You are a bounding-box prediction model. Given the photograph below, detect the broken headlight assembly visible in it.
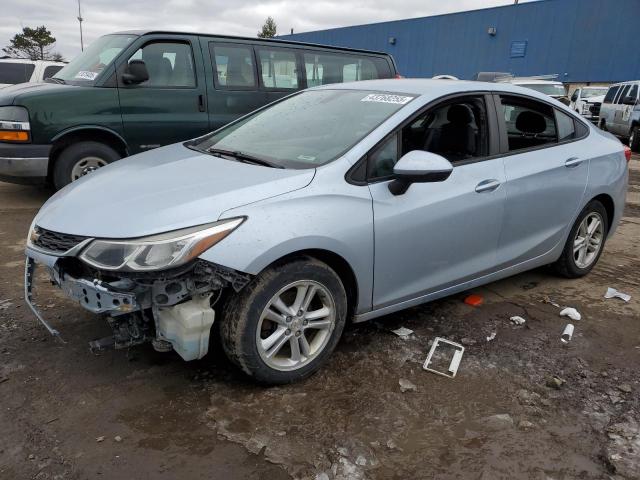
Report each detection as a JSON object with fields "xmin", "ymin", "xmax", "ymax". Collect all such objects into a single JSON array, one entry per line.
[{"xmin": 78, "ymin": 218, "xmax": 244, "ymax": 272}]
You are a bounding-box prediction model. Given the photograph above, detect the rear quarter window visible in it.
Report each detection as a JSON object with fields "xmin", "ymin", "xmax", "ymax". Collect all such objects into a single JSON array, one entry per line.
[
  {"xmin": 303, "ymin": 53, "xmax": 392, "ymax": 87},
  {"xmin": 0, "ymin": 63, "xmax": 36, "ymax": 84}
]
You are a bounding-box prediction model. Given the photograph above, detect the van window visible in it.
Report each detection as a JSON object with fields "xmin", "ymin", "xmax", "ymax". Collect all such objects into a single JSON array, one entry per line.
[
  {"xmin": 43, "ymin": 65, "xmax": 64, "ymax": 80},
  {"xmin": 211, "ymin": 44, "xmax": 256, "ymax": 89},
  {"xmin": 603, "ymin": 86, "xmax": 620, "ymax": 104},
  {"xmin": 304, "ymin": 53, "xmax": 389, "ymax": 86},
  {"xmin": 615, "ymin": 85, "xmax": 630, "ymax": 104},
  {"xmin": 128, "ymin": 42, "xmax": 196, "ymax": 88},
  {"xmin": 556, "ymin": 110, "xmax": 575, "ymax": 141},
  {"xmin": 499, "ymin": 96, "xmax": 557, "ymax": 151},
  {"xmin": 0, "ymin": 63, "xmax": 35, "ymax": 84},
  {"xmin": 628, "ymin": 84, "xmax": 639, "ymax": 101},
  {"xmin": 258, "ymin": 49, "xmax": 298, "ymax": 89}
]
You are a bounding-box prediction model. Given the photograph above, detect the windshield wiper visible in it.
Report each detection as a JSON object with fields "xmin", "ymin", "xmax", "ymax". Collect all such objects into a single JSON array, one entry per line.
[
  {"xmin": 207, "ymin": 147, "xmax": 284, "ymax": 169},
  {"xmin": 45, "ymin": 77, "xmax": 66, "ymax": 85}
]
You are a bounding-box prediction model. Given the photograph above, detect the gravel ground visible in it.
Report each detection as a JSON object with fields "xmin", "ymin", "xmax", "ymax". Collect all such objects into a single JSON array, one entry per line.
[{"xmin": 0, "ymin": 156, "xmax": 638, "ymax": 480}]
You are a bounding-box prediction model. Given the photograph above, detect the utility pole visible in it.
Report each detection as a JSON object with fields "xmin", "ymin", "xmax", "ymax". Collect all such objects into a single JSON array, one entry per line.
[{"xmin": 77, "ymin": 0, "xmax": 84, "ymax": 51}]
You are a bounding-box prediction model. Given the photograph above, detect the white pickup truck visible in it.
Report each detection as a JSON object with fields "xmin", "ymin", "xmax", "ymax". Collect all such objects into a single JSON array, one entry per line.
[
  {"xmin": 0, "ymin": 59, "xmax": 66, "ymax": 88},
  {"xmin": 569, "ymin": 86, "xmax": 608, "ymax": 123}
]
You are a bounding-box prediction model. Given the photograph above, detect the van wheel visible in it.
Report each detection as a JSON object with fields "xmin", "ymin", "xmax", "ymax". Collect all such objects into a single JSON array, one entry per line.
[
  {"xmin": 553, "ymin": 200, "xmax": 608, "ymax": 278},
  {"xmin": 220, "ymin": 257, "xmax": 347, "ymax": 385},
  {"xmin": 630, "ymin": 126, "xmax": 640, "ymax": 153},
  {"xmin": 599, "ymin": 120, "xmax": 607, "ymax": 131},
  {"xmin": 53, "ymin": 141, "xmax": 120, "ymax": 190}
]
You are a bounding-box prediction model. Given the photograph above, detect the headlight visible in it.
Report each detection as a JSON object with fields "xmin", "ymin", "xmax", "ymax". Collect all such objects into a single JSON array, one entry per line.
[
  {"xmin": 79, "ymin": 218, "xmax": 244, "ymax": 271},
  {"xmin": 582, "ymin": 103, "xmax": 591, "ymax": 114},
  {"xmin": 0, "ymin": 106, "xmax": 30, "ymax": 142}
]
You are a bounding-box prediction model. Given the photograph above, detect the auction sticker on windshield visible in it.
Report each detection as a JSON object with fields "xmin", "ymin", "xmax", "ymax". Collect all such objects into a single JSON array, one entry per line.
[
  {"xmin": 361, "ymin": 94, "xmax": 414, "ymax": 105},
  {"xmin": 74, "ymin": 71, "xmax": 99, "ymax": 80}
]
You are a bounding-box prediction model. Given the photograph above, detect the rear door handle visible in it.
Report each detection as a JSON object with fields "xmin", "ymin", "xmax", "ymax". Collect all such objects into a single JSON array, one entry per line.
[
  {"xmin": 198, "ymin": 94, "xmax": 206, "ymax": 112},
  {"xmin": 475, "ymin": 179, "xmax": 501, "ymax": 193},
  {"xmin": 565, "ymin": 157, "xmax": 584, "ymax": 168}
]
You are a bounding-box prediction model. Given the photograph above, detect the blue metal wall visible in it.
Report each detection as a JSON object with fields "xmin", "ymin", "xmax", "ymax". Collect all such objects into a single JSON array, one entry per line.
[{"xmin": 280, "ymin": 0, "xmax": 640, "ymax": 83}]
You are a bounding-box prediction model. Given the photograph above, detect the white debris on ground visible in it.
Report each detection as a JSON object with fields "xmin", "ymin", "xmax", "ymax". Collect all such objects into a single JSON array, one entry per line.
[
  {"xmin": 510, "ymin": 316, "xmax": 526, "ymax": 326},
  {"xmin": 560, "ymin": 307, "xmax": 581, "ymax": 321},
  {"xmin": 391, "ymin": 327, "xmax": 414, "ymax": 338},
  {"xmin": 0, "ymin": 299, "xmax": 12, "ymax": 310},
  {"xmin": 486, "ymin": 332, "xmax": 496, "ymax": 342},
  {"xmin": 398, "ymin": 378, "xmax": 417, "ymax": 392},
  {"xmin": 561, "ymin": 324, "xmax": 574, "ymax": 344},
  {"xmin": 604, "ymin": 287, "xmax": 631, "ymax": 302}
]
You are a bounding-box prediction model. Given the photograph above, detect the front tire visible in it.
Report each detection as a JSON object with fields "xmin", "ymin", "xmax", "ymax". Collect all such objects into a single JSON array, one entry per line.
[
  {"xmin": 629, "ymin": 125, "xmax": 640, "ymax": 153},
  {"xmin": 53, "ymin": 141, "xmax": 120, "ymax": 190},
  {"xmin": 553, "ymin": 200, "xmax": 608, "ymax": 278},
  {"xmin": 220, "ymin": 258, "xmax": 347, "ymax": 384}
]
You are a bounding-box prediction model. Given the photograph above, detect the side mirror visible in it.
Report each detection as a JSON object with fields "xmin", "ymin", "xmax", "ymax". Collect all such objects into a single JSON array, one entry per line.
[
  {"xmin": 622, "ymin": 95, "xmax": 637, "ymax": 106},
  {"xmin": 388, "ymin": 150, "xmax": 453, "ymax": 196},
  {"xmin": 122, "ymin": 60, "xmax": 149, "ymax": 85},
  {"xmin": 570, "ymin": 92, "xmax": 579, "ymax": 102}
]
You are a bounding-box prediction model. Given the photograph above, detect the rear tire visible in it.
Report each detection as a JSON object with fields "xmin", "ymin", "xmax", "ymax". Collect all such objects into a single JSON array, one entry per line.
[
  {"xmin": 553, "ymin": 200, "xmax": 608, "ymax": 278},
  {"xmin": 52, "ymin": 141, "xmax": 120, "ymax": 190},
  {"xmin": 629, "ymin": 125, "xmax": 640, "ymax": 153},
  {"xmin": 599, "ymin": 120, "xmax": 607, "ymax": 131},
  {"xmin": 220, "ymin": 257, "xmax": 347, "ymax": 385}
]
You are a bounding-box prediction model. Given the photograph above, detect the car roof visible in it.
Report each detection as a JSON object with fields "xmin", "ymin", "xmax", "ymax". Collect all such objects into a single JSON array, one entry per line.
[
  {"xmin": 111, "ymin": 30, "xmax": 392, "ymax": 56},
  {"xmin": 0, "ymin": 59, "xmax": 65, "ymax": 65},
  {"xmin": 312, "ymin": 78, "xmax": 562, "ymax": 103},
  {"xmin": 609, "ymin": 80, "xmax": 640, "ymax": 87}
]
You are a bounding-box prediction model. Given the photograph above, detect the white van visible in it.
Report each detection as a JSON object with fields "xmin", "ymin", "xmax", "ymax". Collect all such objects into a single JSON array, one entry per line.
[
  {"xmin": 599, "ymin": 81, "xmax": 640, "ymax": 152},
  {"xmin": 0, "ymin": 59, "xmax": 66, "ymax": 88},
  {"xmin": 569, "ymin": 86, "xmax": 608, "ymax": 122}
]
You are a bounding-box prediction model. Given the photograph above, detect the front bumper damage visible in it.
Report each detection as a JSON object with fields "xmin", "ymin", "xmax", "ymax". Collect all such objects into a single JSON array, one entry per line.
[{"xmin": 24, "ymin": 247, "xmax": 250, "ymax": 360}]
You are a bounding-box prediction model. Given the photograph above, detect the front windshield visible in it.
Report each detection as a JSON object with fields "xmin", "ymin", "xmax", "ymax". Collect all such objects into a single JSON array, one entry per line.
[
  {"xmin": 53, "ymin": 34, "xmax": 137, "ymax": 85},
  {"xmin": 194, "ymin": 90, "xmax": 415, "ymax": 168},
  {"xmin": 582, "ymin": 88, "xmax": 608, "ymax": 99},
  {"xmin": 520, "ymin": 83, "xmax": 566, "ymax": 97}
]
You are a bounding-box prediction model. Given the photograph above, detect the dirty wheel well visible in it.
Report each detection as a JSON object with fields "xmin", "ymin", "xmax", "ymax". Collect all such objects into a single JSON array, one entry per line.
[
  {"xmin": 592, "ymin": 194, "xmax": 615, "ymax": 233},
  {"xmin": 269, "ymin": 250, "xmax": 359, "ymax": 321},
  {"xmin": 48, "ymin": 130, "xmax": 128, "ymax": 179}
]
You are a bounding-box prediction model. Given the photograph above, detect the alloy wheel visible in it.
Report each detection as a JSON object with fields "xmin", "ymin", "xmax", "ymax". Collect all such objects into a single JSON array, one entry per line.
[
  {"xmin": 573, "ymin": 212, "xmax": 604, "ymax": 269},
  {"xmin": 256, "ymin": 280, "xmax": 336, "ymax": 371}
]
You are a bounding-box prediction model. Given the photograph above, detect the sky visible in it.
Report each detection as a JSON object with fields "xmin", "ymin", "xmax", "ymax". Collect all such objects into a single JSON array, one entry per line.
[{"xmin": 1, "ymin": 0, "xmax": 536, "ymax": 61}]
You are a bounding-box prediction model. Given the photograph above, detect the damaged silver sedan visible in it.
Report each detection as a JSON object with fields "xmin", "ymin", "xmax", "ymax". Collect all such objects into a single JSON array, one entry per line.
[{"xmin": 25, "ymin": 80, "xmax": 628, "ymax": 384}]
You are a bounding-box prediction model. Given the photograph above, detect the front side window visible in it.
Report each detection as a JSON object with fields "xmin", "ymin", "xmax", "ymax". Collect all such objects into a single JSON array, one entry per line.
[
  {"xmin": 194, "ymin": 89, "xmax": 415, "ymax": 168},
  {"xmin": 368, "ymin": 96, "xmax": 489, "ymax": 178},
  {"xmin": 54, "ymin": 34, "xmax": 136, "ymax": 85},
  {"xmin": 499, "ymin": 96, "xmax": 557, "ymax": 151},
  {"xmin": 603, "ymin": 86, "xmax": 620, "ymax": 104},
  {"xmin": 127, "ymin": 41, "xmax": 195, "ymax": 87},
  {"xmin": 615, "ymin": 85, "xmax": 630, "ymax": 104},
  {"xmin": 258, "ymin": 49, "xmax": 298, "ymax": 89},
  {"xmin": 628, "ymin": 85, "xmax": 639, "ymax": 102},
  {"xmin": 211, "ymin": 44, "xmax": 256, "ymax": 88},
  {"xmin": 0, "ymin": 63, "xmax": 35, "ymax": 84}
]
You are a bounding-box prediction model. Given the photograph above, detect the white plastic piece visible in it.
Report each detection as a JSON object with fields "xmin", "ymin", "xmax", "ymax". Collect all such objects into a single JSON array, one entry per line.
[
  {"xmin": 510, "ymin": 316, "xmax": 526, "ymax": 325},
  {"xmin": 561, "ymin": 323, "xmax": 574, "ymax": 344},
  {"xmin": 423, "ymin": 337, "xmax": 465, "ymax": 378},
  {"xmin": 391, "ymin": 327, "xmax": 414, "ymax": 338},
  {"xmin": 560, "ymin": 307, "xmax": 581, "ymax": 321},
  {"xmin": 486, "ymin": 332, "xmax": 496, "ymax": 342},
  {"xmin": 604, "ymin": 287, "xmax": 631, "ymax": 302},
  {"xmin": 156, "ymin": 293, "xmax": 215, "ymax": 361}
]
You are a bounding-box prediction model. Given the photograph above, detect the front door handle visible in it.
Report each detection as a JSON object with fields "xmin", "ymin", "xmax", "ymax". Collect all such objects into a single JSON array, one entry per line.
[
  {"xmin": 475, "ymin": 179, "xmax": 501, "ymax": 193},
  {"xmin": 565, "ymin": 157, "xmax": 584, "ymax": 168}
]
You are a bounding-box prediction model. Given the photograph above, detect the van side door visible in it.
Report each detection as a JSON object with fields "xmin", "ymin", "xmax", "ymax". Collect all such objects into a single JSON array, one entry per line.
[{"xmin": 116, "ymin": 34, "xmax": 209, "ymax": 155}]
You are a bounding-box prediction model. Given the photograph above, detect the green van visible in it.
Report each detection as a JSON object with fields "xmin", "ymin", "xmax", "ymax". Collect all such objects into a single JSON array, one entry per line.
[{"xmin": 0, "ymin": 31, "xmax": 397, "ymax": 189}]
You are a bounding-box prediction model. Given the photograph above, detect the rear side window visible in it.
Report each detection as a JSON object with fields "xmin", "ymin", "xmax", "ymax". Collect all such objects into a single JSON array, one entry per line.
[
  {"xmin": 43, "ymin": 65, "xmax": 63, "ymax": 80},
  {"xmin": 603, "ymin": 86, "xmax": 620, "ymax": 104},
  {"xmin": 211, "ymin": 43, "xmax": 256, "ymax": 89},
  {"xmin": 556, "ymin": 110, "xmax": 576, "ymax": 141},
  {"xmin": 304, "ymin": 53, "xmax": 391, "ymax": 87},
  {"xmin": 499, "ymin": 96, "xmax": 557, "ymax": 151},
  {"xmin": 258, "ymin": 48, "xmax": 298, "ymax": 90},
  {"xmin": 0, "ymin": 63, "xmax": 35, "ymax": 84}
]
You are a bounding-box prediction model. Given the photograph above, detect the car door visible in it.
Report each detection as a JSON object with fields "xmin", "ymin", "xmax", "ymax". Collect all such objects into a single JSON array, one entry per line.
[
  {"xmin": 611, "ymin": 84, "xmax": 630, "ymax": 135},
  {"xmin": 494, "ymin": 94, "xmax": 589, "ymax": 266},
  {"xmin": 368, "ymin": 94, "xmax": 506, "ymax": 308},
  {"xmin": 621, "ymin": 84, "xmax": 639, "ymax": 134},
  {"xmin": 206, "ymin": 41, "xmax": 267, "ymax": 131},
  {"xmin": 116, "ymin": 35, "xmax": 209, "ymax": 155}
]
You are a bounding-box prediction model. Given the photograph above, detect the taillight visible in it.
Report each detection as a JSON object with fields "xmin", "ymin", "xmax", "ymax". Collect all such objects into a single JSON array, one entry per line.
[{"xmin": 624, "ymin": 145, "xmax": 631, "ymax": 163}]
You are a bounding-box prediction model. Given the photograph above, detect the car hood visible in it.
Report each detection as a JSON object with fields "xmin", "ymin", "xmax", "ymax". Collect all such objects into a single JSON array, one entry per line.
[
  {"xmin": 585, "ymin": 95, "xmax": 605, "ymax": 103},
  {"xmin": 35, "ymin": 142, "xmax": 315, "ymax": 238}
]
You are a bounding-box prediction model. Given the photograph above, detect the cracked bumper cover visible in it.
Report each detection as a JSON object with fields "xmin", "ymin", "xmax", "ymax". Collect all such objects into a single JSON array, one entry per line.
[{"xmin": 24, "ymin": 246, "xmax": 250, "ymax": 360}]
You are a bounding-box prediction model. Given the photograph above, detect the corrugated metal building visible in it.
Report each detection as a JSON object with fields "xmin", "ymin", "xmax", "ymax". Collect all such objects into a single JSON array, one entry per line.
[{"xmin": 280, "ymin": 0, "xmax": 640, "ymax": 84}]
